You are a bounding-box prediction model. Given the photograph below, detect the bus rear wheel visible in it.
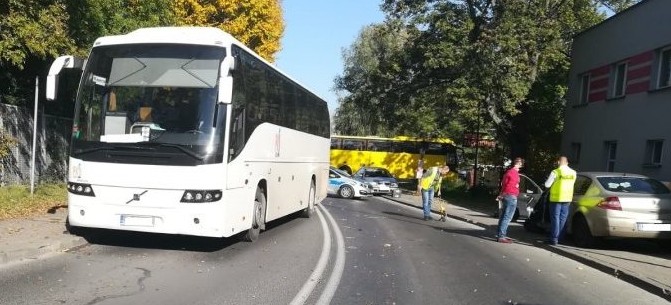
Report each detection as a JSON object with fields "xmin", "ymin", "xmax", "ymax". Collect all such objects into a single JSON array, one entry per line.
[
  {"xmin": 244, "ymin": 188, "xmax": 266, "ymax": 242},
  {"xmin": 302, "ymin": 181, "xmax": 316, "ymax": 218}
]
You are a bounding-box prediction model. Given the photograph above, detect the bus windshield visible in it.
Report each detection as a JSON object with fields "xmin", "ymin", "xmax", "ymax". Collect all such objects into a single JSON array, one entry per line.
[{"xmin": 71, "ymin": 44, "xmax": 228, "ymax": 166}]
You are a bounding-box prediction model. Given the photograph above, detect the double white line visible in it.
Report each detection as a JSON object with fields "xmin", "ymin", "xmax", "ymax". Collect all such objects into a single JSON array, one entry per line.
[{"xmin": 290, "ymin": 204, "xmax": 345, "ymax": 305}]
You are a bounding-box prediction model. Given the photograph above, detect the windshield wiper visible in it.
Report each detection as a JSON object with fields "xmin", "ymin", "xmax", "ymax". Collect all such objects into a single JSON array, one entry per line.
[
  {"xmin": 73, "ymin": 145, "xmax": 155, "ymax": 156},
  {"xmin": 157, "ymin": 143, "xmax": 205, "ymax": 161}
]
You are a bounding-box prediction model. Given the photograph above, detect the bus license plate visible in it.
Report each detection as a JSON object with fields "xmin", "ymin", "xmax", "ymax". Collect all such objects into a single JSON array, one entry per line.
[
  {"xmin": 120, "ymin": 215, "xmax": 155, "ymax": 227},
  {"xmin": 637, "ymin": 223, "xmax": 671, "ymax": 231}
]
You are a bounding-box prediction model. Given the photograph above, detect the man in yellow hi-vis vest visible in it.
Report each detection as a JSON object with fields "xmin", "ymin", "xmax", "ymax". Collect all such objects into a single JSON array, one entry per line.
[
  {"xmin": 543, "ymin": 156, "xmax": 577, "ymax": 245},
  {"xmin": 420, "ymin": 165, "xmax": 450, "ymax": 221}
]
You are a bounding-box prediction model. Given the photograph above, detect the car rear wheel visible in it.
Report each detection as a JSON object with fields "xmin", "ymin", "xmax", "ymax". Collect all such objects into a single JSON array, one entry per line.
[
  {"xmin": 572, "ymin": 214, "xmax": 596, "ymax": 248},
  {"xmin": 338, "ymin": 185, "xmax": 354, "ymax": 199}
]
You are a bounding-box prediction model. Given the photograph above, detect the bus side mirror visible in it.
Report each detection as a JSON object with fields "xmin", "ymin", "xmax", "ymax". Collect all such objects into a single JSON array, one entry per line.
[
  {"xmin": 218, "ymin": 56, "xmax": 235, "ymax": 104},
  {"xmin": 218, "ymin": 76, "xmax": 233, "ymax": 104},
  {"xmin": 46, "ymin": 55, "xmax": 84, "ymax": 101}
]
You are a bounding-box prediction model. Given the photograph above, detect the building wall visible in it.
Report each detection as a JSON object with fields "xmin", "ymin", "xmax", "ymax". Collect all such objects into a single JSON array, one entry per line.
[{"xmin": 562, "ymin": 0, "xmax": 671, "ymax": 181}]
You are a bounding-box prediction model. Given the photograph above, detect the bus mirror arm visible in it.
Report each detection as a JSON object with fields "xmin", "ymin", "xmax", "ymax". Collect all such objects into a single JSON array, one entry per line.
[{"xmin": 46, "ymin": 55, "xmax": 85, "ymax": 101}]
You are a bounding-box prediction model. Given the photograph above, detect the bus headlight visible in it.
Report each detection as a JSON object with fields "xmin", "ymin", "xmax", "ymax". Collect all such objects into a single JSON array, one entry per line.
[
  {"xmin": 67, "ymin": 182, "xmax": 96, "ymax": 197},
  {"xmin": 181, "ymin": 190, "xmax": 222, "ymax": 203}
]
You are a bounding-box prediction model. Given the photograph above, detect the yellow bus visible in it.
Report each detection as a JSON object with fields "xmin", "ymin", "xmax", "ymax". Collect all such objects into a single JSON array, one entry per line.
[{"xmin": 330, "ymin": 135, "xmax": 460, "ymax": 179}]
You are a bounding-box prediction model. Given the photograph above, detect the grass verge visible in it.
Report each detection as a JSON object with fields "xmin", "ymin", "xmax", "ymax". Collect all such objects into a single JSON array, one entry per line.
[{"xmin": 0, "ymin": 184, "xmax": 67, "ymax": 220}]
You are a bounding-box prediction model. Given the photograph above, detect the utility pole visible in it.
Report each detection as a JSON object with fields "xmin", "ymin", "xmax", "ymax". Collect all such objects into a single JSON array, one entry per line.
[{"xmin": 473, "ymin": 99, "xmax": 481, "ymax": 187}]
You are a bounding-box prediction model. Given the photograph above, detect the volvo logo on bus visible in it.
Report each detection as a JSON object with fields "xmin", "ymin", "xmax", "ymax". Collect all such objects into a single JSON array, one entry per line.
[{"xmin": 126, "ymin": 190, "xmax": 148, "ymax": 204}]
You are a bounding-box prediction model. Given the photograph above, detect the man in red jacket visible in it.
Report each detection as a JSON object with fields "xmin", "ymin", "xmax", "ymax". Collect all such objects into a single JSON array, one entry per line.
[{"xmin": 496, "ymin": 157, "xmax": 523, "ymax": 243}]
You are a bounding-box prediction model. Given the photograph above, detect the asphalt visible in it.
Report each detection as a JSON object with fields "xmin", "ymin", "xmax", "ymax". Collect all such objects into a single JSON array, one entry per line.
[
  {"xmin": 384, "ymin": 192, "xmax": 671, "ymax": 302},
  {"xmin": 1, "ymin": 194, "xmax": 670, "ymax": 301}
]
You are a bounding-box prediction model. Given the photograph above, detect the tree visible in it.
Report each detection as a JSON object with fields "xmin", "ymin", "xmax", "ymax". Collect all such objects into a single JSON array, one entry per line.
[
  {"xmin": 0, "ymin": 0, "xmax": 75, "ymax": 105},
  {"xmin": 66, "ymin": 0, "xmax": 176, "ymax": 52},
  {"xmin": 172, "ymin": 0, "xmax": 284, "ymax": 62}
]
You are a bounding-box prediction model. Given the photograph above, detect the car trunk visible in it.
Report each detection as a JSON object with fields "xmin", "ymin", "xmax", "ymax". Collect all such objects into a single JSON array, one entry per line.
[{"xmin": 612, "ymin": 193, "xmax": 671, "ymax": 221}]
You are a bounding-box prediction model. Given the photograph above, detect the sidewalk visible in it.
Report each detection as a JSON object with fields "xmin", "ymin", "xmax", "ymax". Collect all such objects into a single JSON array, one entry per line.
[
  {"xmin": 385, "ymin": 192, "xmax": 671, "ymax": 302},
  {"xmin": 0, "ymin": 208, "xmax": 85, "ymax": 266}
]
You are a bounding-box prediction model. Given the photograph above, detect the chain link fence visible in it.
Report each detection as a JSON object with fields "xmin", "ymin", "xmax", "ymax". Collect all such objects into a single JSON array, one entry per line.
[{"xmin": 0, "ymin": 103, "xmax": 71, "ymax": 186}]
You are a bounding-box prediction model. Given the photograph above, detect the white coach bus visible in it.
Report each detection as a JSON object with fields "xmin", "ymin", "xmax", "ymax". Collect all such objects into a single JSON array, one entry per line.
[{"xmin": 46, "ymin": 27, "xmax": 331, "ymax": 241}]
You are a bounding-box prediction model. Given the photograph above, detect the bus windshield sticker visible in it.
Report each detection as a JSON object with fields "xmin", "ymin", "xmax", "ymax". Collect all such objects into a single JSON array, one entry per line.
[{"xmin": 92, "ymin": 75, "xmax": 107, "ymax": 86}]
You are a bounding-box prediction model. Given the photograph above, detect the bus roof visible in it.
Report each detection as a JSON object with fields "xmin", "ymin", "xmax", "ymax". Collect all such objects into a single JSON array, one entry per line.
[{"xmin": 331, "ymin": 135, "xmax": 454, "ymax": 144}]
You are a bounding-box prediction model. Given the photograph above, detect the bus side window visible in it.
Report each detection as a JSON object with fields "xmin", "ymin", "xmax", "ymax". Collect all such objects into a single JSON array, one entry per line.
[
  {"xmin": 331, "ymin": 138, "xmax": 341, "ymax": 149},
  {"xmin": 343, "ymin": 139, "xmax": 362, "ymax": 150}
]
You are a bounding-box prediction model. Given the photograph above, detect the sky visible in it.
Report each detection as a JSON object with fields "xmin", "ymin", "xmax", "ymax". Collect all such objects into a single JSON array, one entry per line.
[{"xmin": 275, "ymin": 1, "xmax": 385, "ymax": 116}]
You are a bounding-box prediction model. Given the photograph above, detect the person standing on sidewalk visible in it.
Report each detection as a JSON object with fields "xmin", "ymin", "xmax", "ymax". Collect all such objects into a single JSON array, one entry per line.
[
  {"xmin": 544, "ymin": 156, "xmax": 577, "ymax": 245},
  {"xmin": 496, "ymin": 157, "xmax": 523, "ymax": 243},
  {"xmin": 420, "ymin": 165, "xmax": 450, "ymax": 221}
]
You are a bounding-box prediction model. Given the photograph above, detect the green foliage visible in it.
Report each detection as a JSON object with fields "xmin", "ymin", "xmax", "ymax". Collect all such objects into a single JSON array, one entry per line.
[
  {"xmin": 0, "ymin": 0, "xmax": 75, "ymax": 69},
  {"xmin": 66, "ymin": 0, "xmax": 176, "ymax": 52}
]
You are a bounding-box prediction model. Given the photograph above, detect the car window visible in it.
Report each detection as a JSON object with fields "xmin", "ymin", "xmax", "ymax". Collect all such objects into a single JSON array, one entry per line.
[
  {"xmin": 596, "ymin": 176, "xmax": 670, "ymax": 194},
  {"xmin": 518, "ymin": 176, "xmax": 528, "ymax": 193},
  {"xmin": 519, "ymin": 175, "xmax": 538, "ymax": 194},
  {"xmin": 574, "ymin": 175, "xmax": 592, "ymax": 195},
  {"xmin": 365, "ymin": 168, "xmax": 392, "ymax": 178}
]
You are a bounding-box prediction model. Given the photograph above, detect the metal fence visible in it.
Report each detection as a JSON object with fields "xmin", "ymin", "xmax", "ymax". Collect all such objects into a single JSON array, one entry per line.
[{"xmin": 0, "ymin": 103, "xmax": 71, "ymax": 186}]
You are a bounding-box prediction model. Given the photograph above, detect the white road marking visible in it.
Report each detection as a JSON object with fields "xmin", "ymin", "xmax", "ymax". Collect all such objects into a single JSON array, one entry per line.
[
  {"xmin": 316, "ymin": 204, "xmax": 346, "ymax": 305},
  {"xmin": 289, "ymin": 207, "xmax": 331, "ymax": 305}
]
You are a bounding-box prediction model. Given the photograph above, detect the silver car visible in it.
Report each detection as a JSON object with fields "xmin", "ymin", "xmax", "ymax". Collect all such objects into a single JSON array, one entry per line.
[
  {"xmin": 567, "ymin": 172, "xmax": 671, "ymax": 247},
  {"xmin": 352, "ymin": 167, "xmax": 399, "ymax": 195}
]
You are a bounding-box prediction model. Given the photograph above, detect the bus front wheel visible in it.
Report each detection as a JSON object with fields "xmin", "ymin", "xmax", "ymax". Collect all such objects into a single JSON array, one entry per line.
[
  {"xmin": 244, "ymin": 188, "xmax": 266, "ymax": 242},
  {"xmin": 302, "ymin": 181, "xmax": 316, "ymax": 218}
]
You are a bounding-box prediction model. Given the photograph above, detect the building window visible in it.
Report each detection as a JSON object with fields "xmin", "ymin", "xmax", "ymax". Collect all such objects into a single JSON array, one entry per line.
[
  {"xmin": 644, "ymin": 140, "xmax": 663, "ymax": 166},
  {"xmin": 579, "ymin": 74, "xmax": 590, "ymax": 104},
  {"xmin": 612, "ymin": 62, "xmax": 627, "ymax": 97},
  {"xmin": 604, "ymin": 141, "xmax": 617, "ymax": 172},
  {"xmin": 570, "ymin": 142, "xmax": 581, "ymax": 164},
  {"xmin": 659, "ymin": 48, "xmax": 671, "ymax": 88}
]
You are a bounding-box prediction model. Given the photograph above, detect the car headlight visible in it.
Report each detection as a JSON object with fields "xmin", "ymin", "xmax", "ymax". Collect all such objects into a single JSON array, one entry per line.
[{"xmin": 391, "ymin": 183, "xmax": 398, "ymax": 188}]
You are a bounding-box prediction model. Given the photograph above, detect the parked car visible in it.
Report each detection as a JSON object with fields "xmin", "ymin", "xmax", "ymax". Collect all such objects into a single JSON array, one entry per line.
[
  {"xmin": 493, "ymin": 173, "xmax": 544, "ymax": 221},
  {"xmin": 524, "ymin": 172, "xmax": 671, "ymax": 248},
  {"xmin": 352, "ymin": 166, "xmax": 398, "ymax": 195},
  {"xmin": 327, "ymin": 167, "xmax": 372, "ymax": 199}
]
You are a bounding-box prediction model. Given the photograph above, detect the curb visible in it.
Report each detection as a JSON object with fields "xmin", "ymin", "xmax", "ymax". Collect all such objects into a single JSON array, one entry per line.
[{"xmin": 382, "ymin": 195, "xmax": 671, "ymax": 303}]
